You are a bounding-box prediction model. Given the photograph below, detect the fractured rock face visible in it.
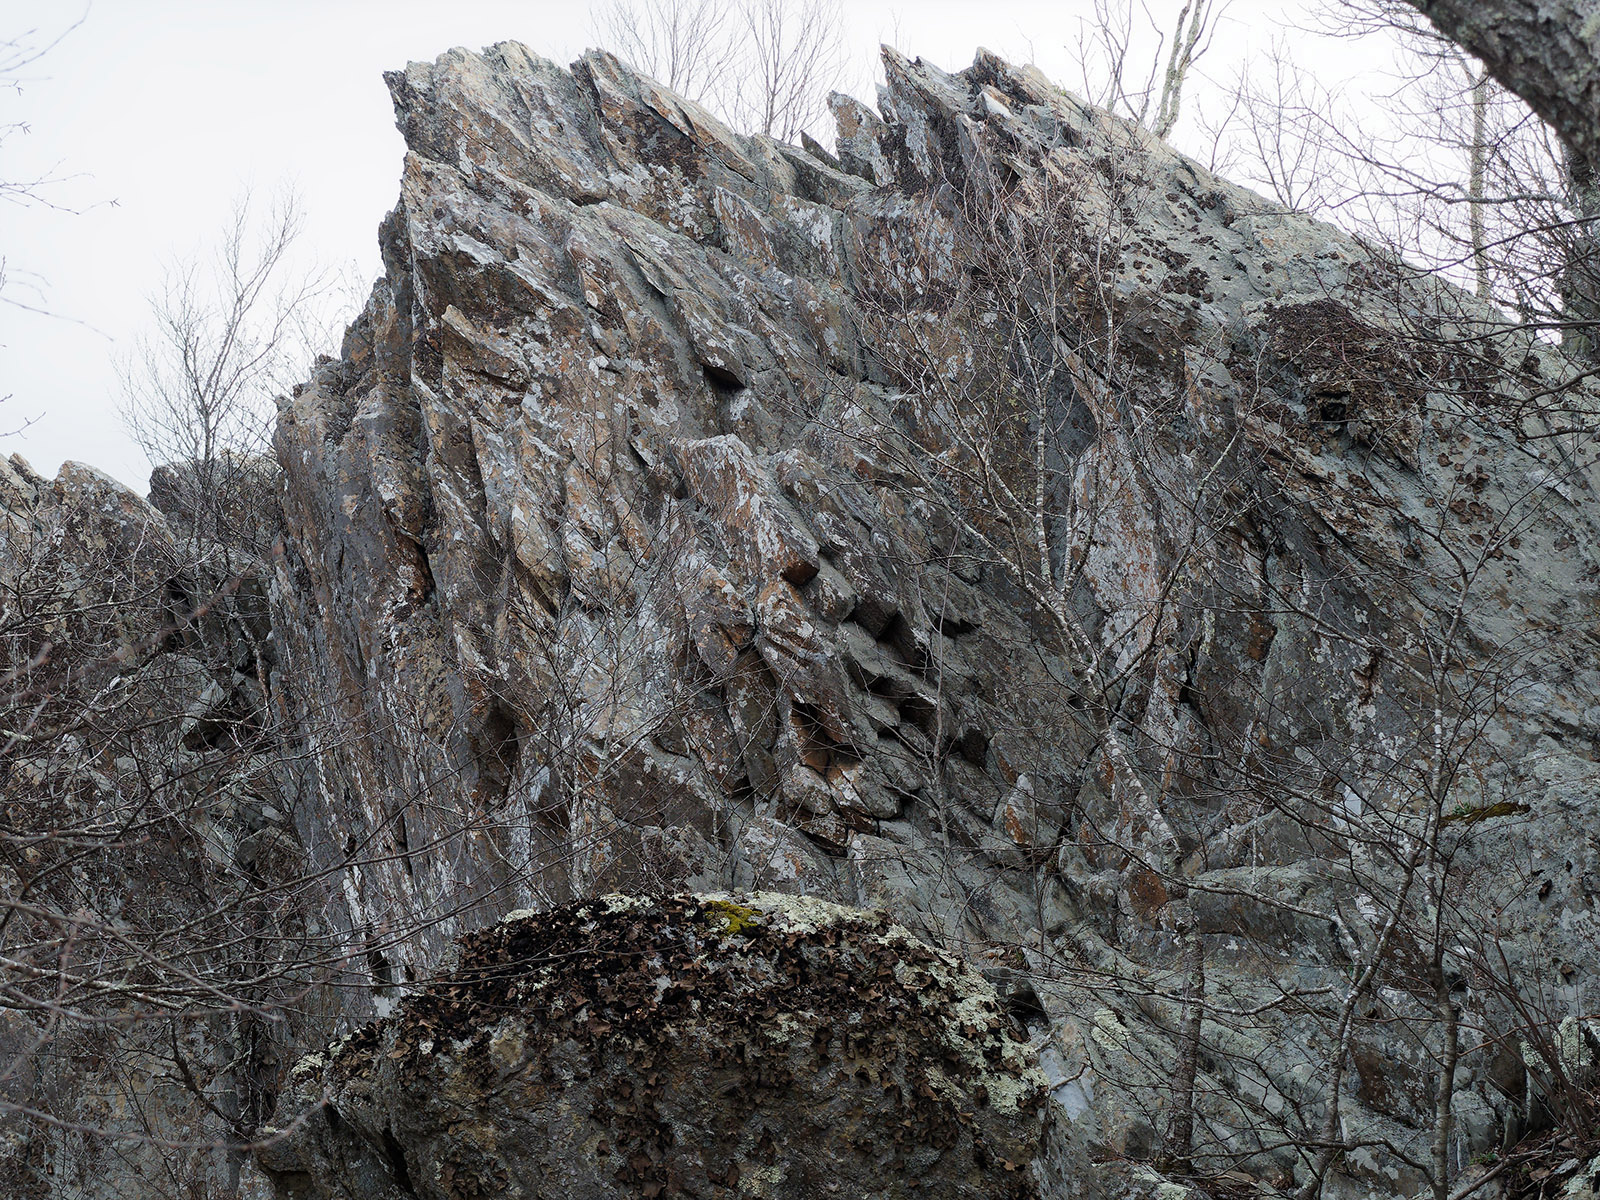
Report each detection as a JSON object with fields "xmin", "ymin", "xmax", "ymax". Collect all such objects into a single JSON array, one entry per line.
[
  {"xmin": 0, "ymin": 455, "xmax": 301, "ymax": 1200},
  {"xmin": 261, "ymin": 35, "xmax": 1600, "ymax": 1200},
  {"xmin": 18, "ymin": 25, "xmax": 1600, "ymax": 1200},
  {"xmin": 257, "ymin": 892, "xmax": 1046, "ymax": 1200}
]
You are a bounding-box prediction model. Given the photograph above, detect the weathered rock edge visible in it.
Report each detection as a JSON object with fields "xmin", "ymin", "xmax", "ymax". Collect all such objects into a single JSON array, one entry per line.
[
  {"xmin": 266, "ymin": 32, "xmax": 1600, "ymax": 1200},
  {"xmin": 257, "ymin": 892, "xmax": 1047, "ymax": 1199}
]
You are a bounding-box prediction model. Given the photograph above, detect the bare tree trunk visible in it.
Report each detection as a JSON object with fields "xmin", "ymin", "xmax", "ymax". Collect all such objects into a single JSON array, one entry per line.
[
  {"xmin": 1076, "ymin": 0, "xmax": 1222, "ymax": 140},
  {"xmin": 1151, "ymin": 0, "xmax": 1212, "ymax": 140},
  {"xmin": 1561, "ymin": 145, "xmax": 1600, "ymax": 361},
  {"xmin": 1469, "ymin": 70, "xmax": 1490, "ymax": 300},
  {"xmin": 1431, "ymin": 977, "xmax": 1461, "ymax": 1200},
  {"xmin": 735, "ymin": 0, "xmax": 845, "ymax": 142},
  {"xmin": 1159, "ymin": 914, "xmax": 1206, "ymax": 1173},
  {"xmin": 591, "ymin": 0, "xmax": 734, "ymax": 106}
]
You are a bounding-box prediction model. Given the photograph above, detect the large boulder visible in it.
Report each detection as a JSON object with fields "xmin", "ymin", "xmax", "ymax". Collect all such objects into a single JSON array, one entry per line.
[{"xmin": 257, "ymin": 893, "xmax": 1046, "ymax": 1200}]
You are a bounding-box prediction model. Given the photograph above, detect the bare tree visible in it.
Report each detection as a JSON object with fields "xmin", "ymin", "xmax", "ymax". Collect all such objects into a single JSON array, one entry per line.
[
  {"xmin": 1210, "ymin": 37, "xmax": 1356, "ymax": 217},
  {"xmin": 117, "ymin": 190, "xmax": 344, "ymax": 550},
  {"xmin": 1466, "ymin": 64, "xmax": 1491, "ymax": 300},
  {"xmin": 828, "ymin": 120, "xmax": 1266, "ymax": 1184},
  {"xmin": 1070, "ymin": 0, "xmax": 1227, "ymax": 141},
  {"xmin": 1401, "ymin": 0, "xmax": 1600, "ymax": 171},
  {"xmin": 0, "ymin": 451, "xmax": 336, "ymax": 1195},
  {"xmin": 1, "ymin": 10, "xmax": 91, "ymax": 331},
  {"xmin": 591, "ymin": 0, "xmax": 733, "ymax": 107},
  {"xmin": 591, "ymin": 0, "xmax": 846, "ymax": 143},
  {"xmin": 0, "ymin": 180, "xmax": 366, "ymax": 1196},
  {"xmin": 1208, "ymin": 4, "xmax": 1600, "ymax": 398},
  {"xmin": 730, "ymin": 0, "xmax": 846, "ymax": 142}
]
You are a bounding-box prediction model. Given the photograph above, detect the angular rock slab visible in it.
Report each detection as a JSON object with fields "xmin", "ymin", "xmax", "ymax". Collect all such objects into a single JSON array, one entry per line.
[{"xmin": 258, "ymin": 893, "xmax": 1046, "ymax": 1199}]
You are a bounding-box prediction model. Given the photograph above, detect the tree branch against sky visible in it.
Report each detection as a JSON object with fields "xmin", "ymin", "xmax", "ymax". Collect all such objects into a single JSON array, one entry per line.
[
  {"xmin": 591, "ymin": 0, "xmax": 847, "ymax": 142},
  {"xmin": 591, "ymin": 0, "xmax": 733, "ymax": 105},
  {"xmin": 1069, "ymin": 0, "xmax": 1229, "ymax": 139},
  {"xmin": 0, "ymin": 10, "xmax": 96, "ymax": 327},
  {"xmin": 1402, "ymin": 0, "xmax": 1600, "ymax": 168}
]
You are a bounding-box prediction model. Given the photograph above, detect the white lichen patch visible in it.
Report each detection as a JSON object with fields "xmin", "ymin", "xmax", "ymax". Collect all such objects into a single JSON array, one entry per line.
[
  {"xmin": 707, "ymin": 890, "xmax": 864, "ymax": 933},
  {"xmin": 598, "ymin": 893, "xmax": 653, "ymax": 914},
  {"xmin": 971, "ymin": 1042, "xmax": 1042, "ymax": 1110},
  {"xmin": 862, "ymin": 921, "xmax": 1044, "ymax": 1117},
  {"xmin": 289, "ymin": 1031, "xmax": 360, "ymax": 1082},
  {"xmin": 1089, "ymin": 1006, "xmax": 1130, "ymax": 1057},
  {"xmin": 763, "ymin": 1009, "xmax": 822, "ymax": 1045},
  {"xmin": 289, "ymin": 1050, "xmax": 328, "ymax": 1082},
  {"xmin": 1133, "ymin": 1165, "xmax": 1198, "ymax": 1200}
]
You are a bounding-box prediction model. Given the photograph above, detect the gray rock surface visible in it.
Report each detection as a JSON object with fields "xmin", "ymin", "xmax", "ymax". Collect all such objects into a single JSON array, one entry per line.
[
  {"xmin": 261, "ymin": 40, "xmax": 1600, "ymax": 1198},
  {"xmin": 0, "ymin": 454, "xmax": 299, "ymax": 1200},
  {"xmin": 12, "ymin": 33, "xmax": 1600, "ymax": 1200}
]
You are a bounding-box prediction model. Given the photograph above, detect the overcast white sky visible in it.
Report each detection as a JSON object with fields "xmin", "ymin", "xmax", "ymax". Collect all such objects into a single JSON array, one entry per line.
[{"xmin": 2, "ymin": 0, "xmax": 1357, "ymax": 490}]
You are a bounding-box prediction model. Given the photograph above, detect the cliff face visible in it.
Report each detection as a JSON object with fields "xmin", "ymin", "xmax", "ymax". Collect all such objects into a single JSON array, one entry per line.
[
  {"xmin": 0, "ymin": 457, "xmax": 298, "ymax": 1199},
  {"xmin": 260, "ymin": 40, "xmax": 1600, "ymax": 1198},
  {"xmin": 10, "ymin": 36, "xmax": 1600, "ymax": 1200}
]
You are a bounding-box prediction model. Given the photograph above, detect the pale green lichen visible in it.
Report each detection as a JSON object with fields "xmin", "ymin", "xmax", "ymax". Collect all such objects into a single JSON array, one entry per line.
[
  {"xmin": 1541, "ymin": 1015, "xmax": 1600, "ymax": 1079},
  {"xmin": 921, "ymin": 955, "xmax": 1046, "ymax": 1117},
  {"xmin": 1562, "ymin": 1158, "xmax": 1600, "ymax": 1198},
  {"xmin": 598, "ymin": 893, "xmax": 653, "ymax": 914},
  {"xmin": 1113, "ymin": 1164, "xmax": 1197, "ymax": 1199},
  {"xmin": 289, "ymin": 1050, "xmax": 327, "ymax": 1082},
  {"xmin": 289, "ymin": 1031, "xmax": 360, "ymax": 1082},
  {"xmin": 711, "ymin": 889, "xmax": 864, "ymax": 933},
  {"xmin": 487, "ymin": 1021, "xmax": 527, "ymax": 1072},
  {"xmin": 1089, "ymin": 1006, "xmax": 1130, "ymax": 1057},
  {"xmin": 877, "ymin": 917, "xmax": 1046, "ymax": 1117}
]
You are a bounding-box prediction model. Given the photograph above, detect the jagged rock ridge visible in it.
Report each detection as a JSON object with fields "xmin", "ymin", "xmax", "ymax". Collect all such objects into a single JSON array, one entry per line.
[
  {"xmin": 262, "ymin": 38, "xmax": 1600, "ymax": 1200},
  {"xmin": 6, "ymin": 33, "xmax": 1600, "ymax": 1200}
]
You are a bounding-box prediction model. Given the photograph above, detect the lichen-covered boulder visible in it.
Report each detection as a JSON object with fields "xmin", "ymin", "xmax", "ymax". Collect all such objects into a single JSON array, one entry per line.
[{"xmin": 257, "ymin": 893, "xmax": 1046, "ymax": 1199}]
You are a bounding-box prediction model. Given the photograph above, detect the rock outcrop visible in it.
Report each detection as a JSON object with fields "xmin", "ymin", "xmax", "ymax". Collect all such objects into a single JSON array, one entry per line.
[
  {"xmin": 0, "ymin": 455, "xmax": 299, "ymax": 1199},
  {"xmin": 261, "ymin": 38, "xmax": 1600, "ymax": 1199},
  {"xmin": 12, "ymin": 31, "xmax": 1600, "ymax": 1200},
  {"xmin": 258, "ymin": 892, "xmax": 1045, "ymax": 1200}
]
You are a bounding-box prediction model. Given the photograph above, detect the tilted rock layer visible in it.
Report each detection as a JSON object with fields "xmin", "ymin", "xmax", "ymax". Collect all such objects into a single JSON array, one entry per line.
[
  {"xmin": 259, "ymin": 892, "xmax": 1045, "ymax": 1200},
  {"xmin": 0, "ymin": 34, "xmax": 1575, "ymax": 1200},
  {"xmin": 259, "ymin": 37, "xmax": 1600, "ymax": 1200}
]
